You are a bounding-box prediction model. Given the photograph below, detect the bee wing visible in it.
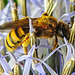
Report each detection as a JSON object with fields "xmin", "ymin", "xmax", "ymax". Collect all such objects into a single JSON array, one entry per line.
[
  {"xmin": 0, "ymin": 19, "xmax": 29, "ymax": 29},
  {"xmin": 0, "ymin": 29, "xmax": 10, "ymax": 33},
  {"xmin": 0, "ymin": 18, "xmax": 38, "ymax": 31}
]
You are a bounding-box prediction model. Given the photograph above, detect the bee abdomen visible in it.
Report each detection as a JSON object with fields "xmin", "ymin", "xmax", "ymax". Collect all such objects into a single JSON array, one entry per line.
[{"xmin": 5, "ymin": 27, "xmax": 25, "ymax": 52}]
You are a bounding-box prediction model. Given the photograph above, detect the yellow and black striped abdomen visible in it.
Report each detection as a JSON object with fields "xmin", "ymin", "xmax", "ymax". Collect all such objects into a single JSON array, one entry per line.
[{"xmin": 5, "ymin": 27, "xmax": 26, "ymax": 52}]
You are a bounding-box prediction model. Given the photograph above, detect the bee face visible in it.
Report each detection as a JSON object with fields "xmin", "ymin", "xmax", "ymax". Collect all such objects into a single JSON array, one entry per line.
[{"xmin": 57, "ymin": 21, "xmax": 70, "ymax": 40}]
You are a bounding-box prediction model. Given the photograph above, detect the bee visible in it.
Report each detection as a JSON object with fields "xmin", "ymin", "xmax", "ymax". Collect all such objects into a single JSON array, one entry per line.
[{"xmin": 0, "ymin": 12, "xmax": 70, "ymax": 52}]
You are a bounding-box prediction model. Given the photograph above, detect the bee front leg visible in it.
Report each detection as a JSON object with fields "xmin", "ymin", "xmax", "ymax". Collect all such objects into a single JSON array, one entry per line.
[{"xmin": 52, "ymin": 35, "xmax": 58, "ymax": 50}]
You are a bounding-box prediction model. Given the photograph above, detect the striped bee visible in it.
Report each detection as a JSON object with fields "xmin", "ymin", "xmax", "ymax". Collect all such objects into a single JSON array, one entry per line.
[{"xmin": 0, "ymin": 12, "xmax": 70, "ymax": 52}]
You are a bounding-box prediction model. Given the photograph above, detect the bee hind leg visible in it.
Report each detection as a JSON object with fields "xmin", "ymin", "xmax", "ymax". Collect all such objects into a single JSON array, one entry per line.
[{"xmin": 22, "ymin": 33, "xmax": 30, "ymax": 55}]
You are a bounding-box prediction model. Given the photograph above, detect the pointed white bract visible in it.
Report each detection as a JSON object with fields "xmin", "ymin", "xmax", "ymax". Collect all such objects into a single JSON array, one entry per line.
[
  {"xmin": 17, "ymin": 43, "xmax": 58, "ymax": 75},
  {"xmin": 0, "ymin": 46, "xmax": 4, "ymax": 51},
  {"xmin": 64, "ymin": 0, "xmax": 70, "ymax": 13},
  {"xmin": 69, "ymin": 1, "xmax": 75, "ymax": 5},
  {"xmin": 71, "ymin": 72, "xmax": 75, "ymax": 75},
  {"xmin": 23, "ymin": 44, "xmax": 35, "ymax": 75},
  {"xmin": 3, "ymin": 72, "xmax": 10, "ymax": 75},
  {"xmin": 58, "ymin": 11, "xmax": 75, "ymax": 22},
  {"xmin": 0, "ymin": 54, "xmax": 12, "ymax": 74},
  {"xmin": 42, "ymin": 43, "xmax": 67, "ymax": 61},
  {"xmin": 64, "ymin": 37, "xmax": 72, "ymax": 64},
  {"xmin": 30, "ymin": 57, "xmax": 57, "ymax": 75},
  {"xmin": 35, "ymin": 63, "xmax": 46, "ymax": 75}
]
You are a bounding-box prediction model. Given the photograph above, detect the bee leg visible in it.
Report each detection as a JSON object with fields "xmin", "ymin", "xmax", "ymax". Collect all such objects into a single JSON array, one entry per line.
[
  {"xmin": 57, "ymin": 31, "xmax": 64, "ymax": 39},
  {"xmin": 23, "ymin": 47, "xmax": 27, "ymax": 55},
  {"xmin": 22, "ymin": 33, "xmax": 30, "ymax": 55},
  {"xmin": 52, "ymin": 35, "xmax": 58, "ymax": 50}
]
